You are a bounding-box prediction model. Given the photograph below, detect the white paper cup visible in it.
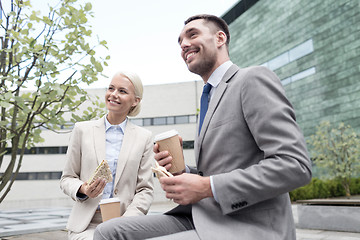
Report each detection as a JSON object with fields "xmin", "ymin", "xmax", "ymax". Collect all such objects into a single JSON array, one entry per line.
[
  {"xmin": 154, "ymin": 129, "xmax": 185, "ymax": 175},
  {"xmin": 99, "ymin": 198, "xmax": 121, "ymax": 222}
]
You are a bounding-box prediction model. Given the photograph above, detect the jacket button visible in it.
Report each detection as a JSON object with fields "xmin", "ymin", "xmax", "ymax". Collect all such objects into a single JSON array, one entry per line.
[
  {"xmin": 231, "ymin": 201, "xmax": 248, "ymax": 209},
  {"xmin": 198, "ymin": 171, "xmax": 203, "ymax": 176}
]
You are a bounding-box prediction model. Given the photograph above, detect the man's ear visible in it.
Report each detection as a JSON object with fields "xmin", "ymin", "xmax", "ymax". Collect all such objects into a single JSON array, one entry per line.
[{"xmin": 216, "ymin": 31, "xmax": 227, "ymax": 47}]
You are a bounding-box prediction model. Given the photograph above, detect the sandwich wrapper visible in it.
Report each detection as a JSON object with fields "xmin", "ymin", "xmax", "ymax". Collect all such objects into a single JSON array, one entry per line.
[
  {"xmin": 152, "ymin": 161, "xmax": 173, "ymax": 179},
  {"xmin": 88, "ymin": 159, "xmax": 113, "ymax": 185}
]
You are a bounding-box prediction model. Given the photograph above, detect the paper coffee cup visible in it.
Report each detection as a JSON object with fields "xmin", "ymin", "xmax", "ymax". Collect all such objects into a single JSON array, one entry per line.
[
  {"xmin": 154, "ymin": 129, "xmax": 185, "ymax": 174},
  {"xmin": 99, "ymin": 198, "xmax": 121, "ymax": 222}
]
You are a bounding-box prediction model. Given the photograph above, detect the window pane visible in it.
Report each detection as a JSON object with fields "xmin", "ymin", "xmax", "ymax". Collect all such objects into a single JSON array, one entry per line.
[
  {"xmin": 143, "ymin": 118, "xmax": 152, "ymax": 126},
  {"xmin": 189, "ymin": 115, "xmax": 197, "ymax": 123},
  {"xmin": 46, "ymin": 147, "xmax": 59, "ymax": 154},
  {"xmin": 268, "ymin": 52, "xmax": 289, "ymax": 70},
  {"xmin": 291, "ymin": 67, "xmax": 316, "ymax": 82},
  {"xmin": 167, "ymin": 116, "xmax": 175, "ymax": 125},
  {"xmin": 153, "ymin": 117, "xmax": 167, "ymax": 125},
  {"xmin": 28, "ymin": 173, "xmax": 37, "ymax": 180},
  {"xmin": 175, "ymin": 116, "xmax": 188, "ymax": 124},
  {"xmin": 51, "ymin": 172, "xmax": 62, "ymax": 180},
  {"xmin": 183, "ymin": 141, "xmax": 194, "ymax": 149},
  {"xmin": 60, "ymin": 146, "xmax": 68, "ymax": 154},
  {"xmin": 289, "ymin": 39, "xmax": 314, "ymax": 62},
  {"xmin": 16, "ymin": 173, "xmax": 28, "ymax": 180},
  {"xmin": 130, "ymin": 118, "xmax": 143, "ymax": 126},
  {"xmin": 38, "ymin": 172, "xmax": 51, "ymax": 180},
  {"xmin": 281, "ymin": 77, "xmax": 291, "ymax": 85}
]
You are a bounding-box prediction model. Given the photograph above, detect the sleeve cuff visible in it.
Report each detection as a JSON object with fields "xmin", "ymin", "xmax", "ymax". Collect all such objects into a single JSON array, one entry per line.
[
  {"xmin": 210, "ymin": 175, "xmax": 218, "ymax": 202},
  {"xmin": 76, "ymin": 192, "xmax": 89, "ymax": 201}
]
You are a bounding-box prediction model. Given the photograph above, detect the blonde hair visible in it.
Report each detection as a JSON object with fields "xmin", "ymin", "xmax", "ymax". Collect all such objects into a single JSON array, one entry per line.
[{"xmin": 114, "ymin": 71, "xmax": 144, "ymax": 116}]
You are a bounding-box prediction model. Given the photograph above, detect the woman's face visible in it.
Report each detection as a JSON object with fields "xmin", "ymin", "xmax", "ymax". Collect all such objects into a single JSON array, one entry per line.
[{"xmin": 105, "ymin": 74, "xmax": 139, "ymax": 118}]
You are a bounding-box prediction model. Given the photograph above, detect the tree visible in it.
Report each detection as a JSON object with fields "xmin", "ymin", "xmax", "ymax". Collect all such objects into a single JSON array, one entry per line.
[
  {"xmin": 308, "ymin": 121, "xmax": 360, "ymax": 197},
  {"xmin": 0, "ymin": 0, "xmax": 109, "ymax": 203}
]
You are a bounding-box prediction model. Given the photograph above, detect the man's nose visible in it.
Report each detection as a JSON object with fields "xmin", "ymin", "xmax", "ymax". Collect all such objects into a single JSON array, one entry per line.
[{"xmin": 180, "ymin": 38, "xmax": 191, "ymax": 50}]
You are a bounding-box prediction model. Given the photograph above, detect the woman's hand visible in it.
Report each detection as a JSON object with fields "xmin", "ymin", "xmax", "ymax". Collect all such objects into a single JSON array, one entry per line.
[{"xmin": 79, "ymin": 178, "xmax": 107, "ymax": 198}]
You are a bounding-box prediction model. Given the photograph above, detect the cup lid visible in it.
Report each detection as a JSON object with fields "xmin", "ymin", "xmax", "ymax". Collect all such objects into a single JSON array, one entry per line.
[
  {"xmin": 154, "ymin": 129, "xmax": 178, "ymax": 142},
  {"xmin": 100, "ymin": 198, "xmax": 120, "ymax": 204}
]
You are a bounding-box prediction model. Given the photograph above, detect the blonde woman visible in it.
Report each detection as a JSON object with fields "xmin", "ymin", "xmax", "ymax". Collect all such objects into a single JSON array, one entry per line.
[{"xmin": 60, "ymin": 72, "xmax": 154, "ymax": 240}]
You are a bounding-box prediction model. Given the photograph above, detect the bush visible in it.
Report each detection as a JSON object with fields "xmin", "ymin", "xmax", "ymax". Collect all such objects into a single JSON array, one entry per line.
[
  {"xmin": 307, "ymin": 121, "xmax": 360, "ymax": 197},
  {"xmin": 289, "ymin": 177, "xmax": 360, "ymax": 202}
]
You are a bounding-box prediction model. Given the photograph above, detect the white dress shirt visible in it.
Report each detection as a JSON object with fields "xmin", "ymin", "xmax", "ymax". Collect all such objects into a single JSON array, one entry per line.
[
  {"xmin": 206, "ymin": 60, "xmax": 233, "ymax": 202},
  {"xmin": 103, "ymin": 116, "xmax": 127, "ymax": 199}
]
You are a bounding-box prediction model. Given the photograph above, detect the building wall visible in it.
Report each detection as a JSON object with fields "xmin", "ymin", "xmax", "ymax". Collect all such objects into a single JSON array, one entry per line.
[{"xmin": 227, "ymin": 0, "xmax": 360, "ymax": 137}]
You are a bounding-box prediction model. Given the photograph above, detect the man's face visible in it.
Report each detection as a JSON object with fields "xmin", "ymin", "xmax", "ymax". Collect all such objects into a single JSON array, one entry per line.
[{"xmin": 178, "ymin": 19, "xmax": 218, "ymax": 77}]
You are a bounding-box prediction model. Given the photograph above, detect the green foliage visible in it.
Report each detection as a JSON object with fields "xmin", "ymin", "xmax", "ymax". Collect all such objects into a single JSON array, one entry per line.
[
  {"xmin": 0, "ymin": 0, "xmax": 109, "ymax": 202},
  {"xmin": 307, "ymin": 121, "xmax": 360, "ymax": 197},
  {"xmin": 290, "ymin": 177, "xmax": 360, "ymax": 201}
]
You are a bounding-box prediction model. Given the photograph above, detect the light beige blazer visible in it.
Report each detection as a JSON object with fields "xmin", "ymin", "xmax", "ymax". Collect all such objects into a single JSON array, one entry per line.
[{"xmin": 60, "ymin": 117, "xmax": 154, "ymax": 233}]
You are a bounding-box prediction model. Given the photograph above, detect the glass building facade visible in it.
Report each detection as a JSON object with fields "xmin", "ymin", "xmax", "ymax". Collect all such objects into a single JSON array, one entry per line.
[{"xmin": 223, "ymin": 0, "xmax": 360, "ymax": 138}]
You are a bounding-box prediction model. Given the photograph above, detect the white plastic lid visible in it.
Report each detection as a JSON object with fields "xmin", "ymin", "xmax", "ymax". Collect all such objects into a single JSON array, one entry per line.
[
  {"xmin": 154, "ymin": 129, "xmax": 178, "ymax": 142},
  {"xmin": 99, "ymin": 197, "xmax": 120, "ymax": 205}
]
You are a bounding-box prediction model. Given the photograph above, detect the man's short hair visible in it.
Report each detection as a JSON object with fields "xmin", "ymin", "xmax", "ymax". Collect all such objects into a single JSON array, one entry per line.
[{"xmin": 184, "ymin": 14, "xmax": 230, "ymax": 47}]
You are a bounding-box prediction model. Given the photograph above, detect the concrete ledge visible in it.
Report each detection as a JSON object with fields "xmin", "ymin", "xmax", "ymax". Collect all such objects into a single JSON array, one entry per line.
[
  {"xmin": 296, "ymin": 204, "xmax": 360, "ymax": 233},
  {"xmin": 296, "ymin": 198, "xmax": 360, "ymax": 206}
]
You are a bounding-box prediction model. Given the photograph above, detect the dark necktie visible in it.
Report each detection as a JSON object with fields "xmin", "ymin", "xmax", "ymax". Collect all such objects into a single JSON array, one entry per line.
[{"xmin": 199, "ymin": 83, "xmax": 212, "ymax": 134}]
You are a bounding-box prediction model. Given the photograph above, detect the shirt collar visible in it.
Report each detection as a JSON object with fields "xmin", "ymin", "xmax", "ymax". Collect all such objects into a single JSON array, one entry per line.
[
  {"xmin": 105, "ymin": 116, "xmax": 127, "ymax": 132},
  {"xmin": 207, "ymin": 60, "xmax": 233, "ymax": 88}
]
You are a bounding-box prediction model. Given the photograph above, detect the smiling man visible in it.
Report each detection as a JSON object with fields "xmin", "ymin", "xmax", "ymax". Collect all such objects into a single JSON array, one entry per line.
[{"xmin": 94, "ymin": 14, "xmax": 312, "ymax": 240}]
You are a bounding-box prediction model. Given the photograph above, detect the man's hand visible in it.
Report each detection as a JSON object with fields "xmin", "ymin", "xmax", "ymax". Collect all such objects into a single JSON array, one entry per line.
[
  {"xmin": 79, "ymin": 178, "xmax": 106, "ymax": 198},
  {"xmin": 153, "ymin": 135, "xmax": 183, "ymax": 172},
  {"xmin": 160, "ymin": 173, "xmax": 213, "ymax": 205}
]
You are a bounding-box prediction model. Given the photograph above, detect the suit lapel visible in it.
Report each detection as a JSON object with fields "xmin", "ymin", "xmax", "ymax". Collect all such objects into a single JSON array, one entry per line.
[
  {"xmin": 114, "ymin": 120, "xmax": 136, "ymax": 186},
  {"xmin": 93, "ymin": 117, "xmax": 106, "ymax": 165},
  {"xmin": 196, "ymin": 65, "xmax": 239, "ymax": 164}
]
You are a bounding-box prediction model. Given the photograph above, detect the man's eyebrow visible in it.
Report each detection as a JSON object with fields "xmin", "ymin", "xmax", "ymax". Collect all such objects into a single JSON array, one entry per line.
[{"xmin": 178, "ymin": 28, "xmax": 197, "ymax": 44}]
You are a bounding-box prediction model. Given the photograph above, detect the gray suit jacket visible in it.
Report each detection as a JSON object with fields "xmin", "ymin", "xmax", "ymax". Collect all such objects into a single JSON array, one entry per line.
[
  {"xmin": 170, "ymin": 65, "xmax": 312, "ymax": 240},
  {"xmin": 60, "ymin": 117, "xmax": 154, "ymax": 233}
]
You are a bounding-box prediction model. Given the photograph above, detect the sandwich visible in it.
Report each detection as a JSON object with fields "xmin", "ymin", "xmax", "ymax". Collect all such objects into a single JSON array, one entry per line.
[
  {"xmin": 88, "ymin": 159, "xmax": 113, "ymax": 185},
  {"xmin": 151, "ymin": 161, "xmax": 173, "ymax": 179}
]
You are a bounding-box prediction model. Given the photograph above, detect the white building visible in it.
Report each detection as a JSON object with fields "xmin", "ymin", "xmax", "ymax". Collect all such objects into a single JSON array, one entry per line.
[{"xmin": 0, "ymin": 80, "xmax": 204, "ymax": 210}]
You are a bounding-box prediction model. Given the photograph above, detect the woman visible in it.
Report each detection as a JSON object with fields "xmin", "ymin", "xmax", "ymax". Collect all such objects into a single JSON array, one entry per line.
[{"xmin": 60, "ymin": 72, "xmax": 154, "ymax": 240}]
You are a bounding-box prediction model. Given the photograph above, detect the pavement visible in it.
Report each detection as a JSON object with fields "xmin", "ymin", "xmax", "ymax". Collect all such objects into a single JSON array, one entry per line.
[{"xmin": 1, "ymin": 201, "xmax": 360, "ymax": 240}]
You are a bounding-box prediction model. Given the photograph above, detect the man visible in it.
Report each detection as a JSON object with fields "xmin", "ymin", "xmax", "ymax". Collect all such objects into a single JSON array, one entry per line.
[{"xmin": 94, "ymin": 14, "xmax": 312, "ymax": 240}]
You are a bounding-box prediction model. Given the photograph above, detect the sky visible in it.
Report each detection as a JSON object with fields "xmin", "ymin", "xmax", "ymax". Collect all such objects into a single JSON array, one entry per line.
[
  {"xmin": 86, "ymin": 0, "xmax": 239, "ymax": 87},
  {"xmin": 1, "ymin": 0, "xmax": 239, "ymax": 87}
]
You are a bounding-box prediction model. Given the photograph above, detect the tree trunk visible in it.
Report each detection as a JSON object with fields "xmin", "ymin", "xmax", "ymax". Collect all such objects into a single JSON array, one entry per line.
[{"xmin": 343, "ymin": 181, "xmax": 351, "ymax": 199}]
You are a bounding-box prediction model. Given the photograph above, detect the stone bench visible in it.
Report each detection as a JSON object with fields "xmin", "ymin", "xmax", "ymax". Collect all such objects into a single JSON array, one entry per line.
[{"xmin": 295, "ymin": 198, "xmax": 360, "ymax": 233}]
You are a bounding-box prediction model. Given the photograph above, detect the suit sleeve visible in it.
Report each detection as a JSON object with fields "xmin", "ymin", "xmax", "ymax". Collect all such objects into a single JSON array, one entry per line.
[
  {"xmin": 60, "ymin": 123, "xmax": 85, "ymax": 202},
  {"xmin": 213, "ymin": 66, "xmax": 312, "ymax": 215}
]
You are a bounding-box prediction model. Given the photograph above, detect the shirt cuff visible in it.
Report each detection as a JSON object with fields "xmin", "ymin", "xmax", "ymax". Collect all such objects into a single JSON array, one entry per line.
[
  {"xmin": 210, "ymin": 176, "xmax": 218, "ymax": 202},
  {"xmin": 76, "ymin": 192, "xmax": 89, "ymax": 201}
]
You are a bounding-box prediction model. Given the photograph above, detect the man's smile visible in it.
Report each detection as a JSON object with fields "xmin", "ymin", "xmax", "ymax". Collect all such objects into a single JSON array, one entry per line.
[{"xmin": 184, "ymin": 49, "xmax": 199, "ymax": 63}]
